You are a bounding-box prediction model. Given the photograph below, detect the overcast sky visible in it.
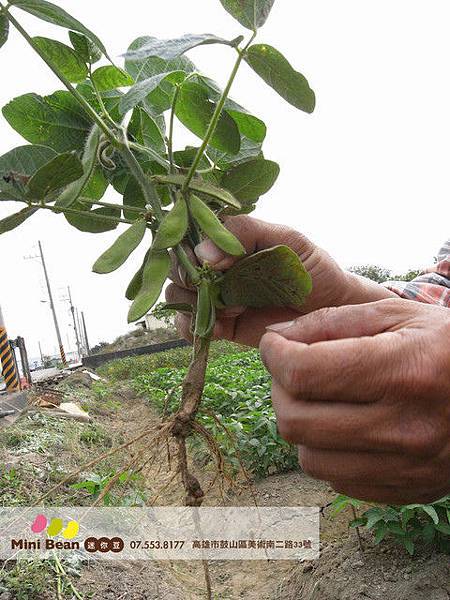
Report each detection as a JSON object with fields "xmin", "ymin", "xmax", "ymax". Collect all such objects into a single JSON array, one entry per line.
[{"xmin": 0, "ymin": 0, "xmax": 449, "ymax": 359}]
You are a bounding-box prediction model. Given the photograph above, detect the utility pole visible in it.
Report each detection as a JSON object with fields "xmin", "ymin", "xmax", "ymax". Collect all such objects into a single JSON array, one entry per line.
[
  {"xmin": 0, "ymin": 305, "xmax": 20, "ymax": 393},
  {"xmin": 67, "ymin": 287, "xmax": 82, "ymax": 360},
  {"xmin": 81, "ymin": 312, "xmax": 91, "ymax": 356},
  {"xmin": 76, "ymin": 308, "xmax": 85, "ymax": 353},
  {"xmin": 38, "ymin": 341, "xmax": 44, "ymax": 367},
  {"xmin": 38, "ymin": 241, "xmax": 68, "ymax": 368}
]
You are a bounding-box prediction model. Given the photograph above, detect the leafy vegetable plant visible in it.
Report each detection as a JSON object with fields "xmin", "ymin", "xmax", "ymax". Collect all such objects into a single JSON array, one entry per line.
[
  {"xmin": 0, "ymin": 0, "xmax": 314, "ymax": 508},
  {"xmin": 333, "ymin": 494, "xmax": 450, "ymax": 555}
]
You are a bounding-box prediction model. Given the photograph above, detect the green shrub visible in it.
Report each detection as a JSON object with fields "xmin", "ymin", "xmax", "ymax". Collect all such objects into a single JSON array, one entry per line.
[
  {"xmin": 98, "ymin": 340, "xmax": 249, "ymax": 382},
  {"xmin": 333, "ymin": 494, "xmax": 450, "ymax": 555}
]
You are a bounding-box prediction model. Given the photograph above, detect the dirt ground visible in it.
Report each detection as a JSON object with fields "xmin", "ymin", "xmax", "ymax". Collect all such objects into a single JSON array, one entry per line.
[
  {"xmin": 77, "ymin": 386, "xmax": 450, "ymax": 600},
  {"xmin": 1, "ymin": 380, "xmax": 449, "ymax": 600}
]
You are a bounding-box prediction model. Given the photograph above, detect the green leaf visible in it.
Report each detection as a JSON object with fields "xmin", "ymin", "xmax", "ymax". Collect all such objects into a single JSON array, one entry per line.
[
  {"xmin": 208, "ymin": 136, "xmax": 264, "ymax": 171},
  {"xmin": 175, "ymin": 82, "xmax": 240, "ymax": 155},
  {"xmin": 152, "ymin": 195, "xmax": 188, "ymax": 250},
  {"xmin": 120, "ymin": 70, "xmax": 186, "ymax": 115},
  {"xmin": 83, "ymin": 167, "xmax": 108, "ymax": 201},
  {"xmin": 32, "ymin": 37, "xmax": 88, "ymax": 83},
  {"xmin": 0, "ymin": 145, "xmax": 56, "ymax": 202},
  {"xmin": 245, "ymin": 44, "xmax": 316, "ymax": 113},
  {"xmin": 128, "ymin": 108, "xmax": 166, "ymax": 155},
  {"xmin": 189, "ymin": 194, "xmax": 245, "ymax": 257},
  {"xmin": 125, "ymin": 37, "xmax": 195, "ymax": 115},
  {"xmin": 2, "ymin": 91, "xmax": 92, "ymax": 152},
  {"xmin": 125, "ymin": 249, "xmax": 150, "ymax": 301},
  {"xmin": 122, "ymin": 177, "xmax": 146, "ymax": 221},
  {"xmin": 152, "ymin": 173, "xmax": 241, "ymax": 209},
  {"xmin": 402, "ymin": 537, "xmax": 415, "ymax": 555},
  {"xmin": 77, "ymin": 82, "xmax": 123, "ymax": 125},
  {"xmin": 13, "ymin": 0, "xmax": 108, "ymax": 57},
  {"xmin": 221, "ymin": 159, "xmax": 279, "ymax": 203},
  {"xmin": 365, "ymin": 508, "xmax": 386, "ymax": 530},
  {"xmin": 91, "ymin": 65, "xmax": 134, "ymax": 92},
  {"xmin": 219, "ymin": 245, "xmax": 312, "ymax": 308},
  {"xmin": 56, "ymin": 126, "xmax": 101, "ymax": 208},
  {"xmin": 349, "ymin": 518, "xmax": 366, "ymax": 528},
  {"xmin": 0, "ymin": 206, "xmax": 38, "ymax": 234},
  {"xmin": 26, "ymin": 152, "xmax": 83, "ymax": 200},
  {"xmin": 64, "ymin": 200, "xmax": 120, "ymax": 233},
  {"xmin": 0, "ymin": 12, "xmax": 9, "ymax": 49},
  {"xmin": 128, "ymin": 250, "xmax": 171, "ymax": 322},
  {"xmin": 69, "ymin": 31, "xmax": 101, "ymax": 64},
  {"xmin": 124, "ymin": 33, "xmax": 243, "ymax": 60},
  {"xmin": 196, "ymin": 75, "xmax": 267, "ymax": 144},
  {"xmin": 373, "ymin": 523, "xmax": 387, "ymax": 545},
  {"xmin": 93, "ymin": 219, "xmax": 147, "ymax": 274},
  {"xmin": 422, "ymin": 505, "xmax": 439, "ymax": 525},
  {"xmin": 435, "ymin": 522, "xmax": 450, "ymax": 535},
  {"xmin": 219, "ymin": 0, "xmax": 275, "ymax": 30},
  {"xmin": 422, "ymin": 522, "xmax": 436, "ymax": 544}
]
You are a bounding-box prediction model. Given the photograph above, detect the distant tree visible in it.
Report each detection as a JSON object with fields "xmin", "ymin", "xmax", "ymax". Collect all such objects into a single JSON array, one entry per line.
[
  {"xmin": 392, "ymin": 269, "xmax": 422, "ymax": 282},
  {"xmin": 348, "ymin": 265, "xmax": 392, "ymax": 284},
  {"xmin": 349, "ymin": 265, "xmax": 422, "ymax": 284}
]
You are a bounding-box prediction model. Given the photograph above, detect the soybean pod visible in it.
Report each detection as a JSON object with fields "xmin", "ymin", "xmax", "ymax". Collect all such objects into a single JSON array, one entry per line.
[
  {"xmin": 152, "ymin": 194, "xmax": 188, "ymax": 250},
  {"xmin": 125, "ymin": 248, "xmax": 150, "ymax": 300},
  {"xmin": 195, "ymin": 281, "xmax": 215, "ymax": 338},
  {"xmin": 93, "ymin": 218, "xmax": 147, "ymax": 274},
  {"xmin": 127, "ymin": 249, "xmax": 171, "ymax": 323},
  {"xmin": 188, "ymin": 195, "xmax": 245, "ymax": 257}
]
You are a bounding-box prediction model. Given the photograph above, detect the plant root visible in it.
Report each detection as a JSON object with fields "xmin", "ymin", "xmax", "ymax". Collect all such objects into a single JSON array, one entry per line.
[{"xmin": 34, "ymin": 423, "xmax": 171, "ymax": 506}]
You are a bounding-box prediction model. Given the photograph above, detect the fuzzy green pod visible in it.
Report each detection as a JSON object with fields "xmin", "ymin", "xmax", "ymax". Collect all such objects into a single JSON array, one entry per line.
[
  {"xmin": 93, "ymin": 218, "xmax": 147, "ymax": 274},
  {"xmin": 125, "ymin": 248, "xmax": 150, "ymax": 301},
  {"xmin": 188, "ymin": 195, "xmax": 245, "ymax": 257},
  {"xmin": 128, "ymin": 249, "xmax": 170, "ymax": 322},
  {"xmin": 195, "ymin": 280, "xmax": 215, "ymax": 338},
  {"xmin": 152, "ymin": 194, "xmax": 188, "ymax": 250}
]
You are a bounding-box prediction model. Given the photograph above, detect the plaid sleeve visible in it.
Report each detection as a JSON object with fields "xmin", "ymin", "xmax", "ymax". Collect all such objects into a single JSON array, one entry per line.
[{"xmin": 384, "ymin": 240, "xmax": 450, "ymax": 307}]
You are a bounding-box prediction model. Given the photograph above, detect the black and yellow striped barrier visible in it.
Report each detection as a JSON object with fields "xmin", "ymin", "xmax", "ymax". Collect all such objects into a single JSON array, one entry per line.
[{"xmin": 0, "ymin": 327, "xmax": 20, "ymax": 393}]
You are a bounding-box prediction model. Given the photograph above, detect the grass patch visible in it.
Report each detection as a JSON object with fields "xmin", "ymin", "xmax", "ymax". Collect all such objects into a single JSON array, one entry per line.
[
  {"xmin": 0, "ymin": 559, "xmax": 53, "ymax": 600},
  {"xmin": 98, "ymin": 340, "xmax": 249, "ymax": 382}
]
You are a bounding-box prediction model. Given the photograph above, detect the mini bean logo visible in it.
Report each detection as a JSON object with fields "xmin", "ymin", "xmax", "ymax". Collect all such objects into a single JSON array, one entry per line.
[{"xmin": 31, "ymin": 514, "xmax": 79, "ymax": 540}]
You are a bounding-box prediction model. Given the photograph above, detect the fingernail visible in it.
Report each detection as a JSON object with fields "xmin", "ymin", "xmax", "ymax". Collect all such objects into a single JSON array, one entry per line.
[
  {"xmin": 195, "ymin": 240, "xmax": 225, "ymax": 265},
  {"xmin": 266, "ymin": 320, "xmax": 296, "ymax": 333}
]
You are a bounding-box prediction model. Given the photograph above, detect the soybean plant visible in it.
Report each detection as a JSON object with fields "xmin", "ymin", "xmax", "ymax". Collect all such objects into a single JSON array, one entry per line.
[{"xmin": 0, "ymin": 0, "xmax": 314, "ymax": 507}]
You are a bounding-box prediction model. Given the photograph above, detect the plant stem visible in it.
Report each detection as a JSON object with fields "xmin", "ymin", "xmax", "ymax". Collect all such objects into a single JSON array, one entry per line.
[
  {"xmin": 4, "ymin": 3, "xmax": 201, "ymax": 284},
  {"xmin": 174, "ymin": 245, "xmax": 200, "ymax": 284},
  {"xmin": 182, "ymin": 32, "xmax": 256, "ymax": 192},
  {"xmin": 89, "ymin": 66, "xmax": 120, "ymax": 130},
  {"xmin": 129, "ymin": 141, "xmax": 170, "ymax": 169},
  {"xmin": 351, "ymin": 505, "xmax": 365, "ymax": 555},
  {"xmin": 3, "ymin": 6, "xmax": 113, "ymax": 140},
  {"xmin": 79, "ymin": 198, "xmax": 146, "ymax": 216},
  {"xmin": 168, "ymin": 84, "xmax": 181, "ymax": 174},
  {"xmin": 32, "ymin": 203, "xmax": 134, "ymax": 225},
  {"xmin": 117, "ymin": 129, "xmax": 164, "ymax": 219}
]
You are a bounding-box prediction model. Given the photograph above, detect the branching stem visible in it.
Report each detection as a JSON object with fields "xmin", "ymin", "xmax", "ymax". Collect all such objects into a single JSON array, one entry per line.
[
  {"xmin": 182, "ymin": 32, "xmax": 256, "ymax": 192},
  {"xmin": 3, "ymin": 5, "xmax": 113, "ymax": 140}
]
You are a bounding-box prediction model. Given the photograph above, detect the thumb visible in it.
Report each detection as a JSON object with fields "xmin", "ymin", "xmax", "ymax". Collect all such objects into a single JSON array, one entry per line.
[
  {"xmin": 194, "ymin": 215, "xmax": 311, "ymax": 271},
  {"xmin": 265, "ymin": 299, "xmax": 409, "ymax": 343}
]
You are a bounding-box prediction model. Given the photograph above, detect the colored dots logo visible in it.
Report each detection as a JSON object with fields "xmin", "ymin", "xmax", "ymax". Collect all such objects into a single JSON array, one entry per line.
[{"xmin": 30, "ymin": 514, "xmax": 79, "ymax": 540}]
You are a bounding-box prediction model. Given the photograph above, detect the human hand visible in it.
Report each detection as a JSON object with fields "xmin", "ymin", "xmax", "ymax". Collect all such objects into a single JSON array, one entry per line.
[
  {"xmin": 167, "ymin": 215, "xmax": 396, "ymax": 347},
  {"xmin": 260, "ymin": 298, "xmax": 450, "ymax": 504}
]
